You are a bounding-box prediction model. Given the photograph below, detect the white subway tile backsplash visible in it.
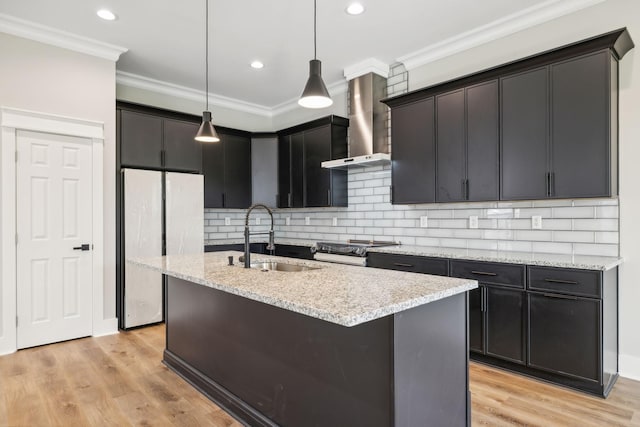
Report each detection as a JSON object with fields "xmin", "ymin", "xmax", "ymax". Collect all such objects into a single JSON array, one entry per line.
[
  {"xmin": 468, "ymin": 240, "xmax": 499, "ymax": 250},
  {"xmin": 539, "ymin": 219, "xmax": 573, "ymax": 230},
  {"xmin": 595, "ymin": 232, "xmax": 619, "ymax": 244},
  {"xmin": 572, "ymin": 198, "xmax": 618, "ymax": 206},
  {"xmin": 453, "ymin": 209, "xmax": 484, "ymax": 219},
  {"xmin": 497, "ymin": 201, "xmax": 534, "ymax": 208},
  {"xmin": 573, "ymin": 219, "xmax": 618, "ymax": 231},
  {"xmin": 573, "ymin": 243, "xmax": 619, "ymax": 257},
  {"xmin": 553, "ymin": 231, "xmax": 595, "ymax": 243},
  {"xmin": 595, "ymin": 206, "xmax": 619, "ymax": 218},
  {"xmin": 497, "ymin": 219, "xmax": 531, "ymax": 230},
  {"xmin": 552, "ymin": 206, "xmax": 595, "ymax": 218},
  {"xmin": 497, "ymin": 241, "xmax": 533, "ymax": 252},
  {"xmin": 483, "ymin": 230, "xmax": 514, "ymax": 240},
  {"xmin": 486, "ymin": 208, "xmax": 514, "ymax": 218},
  {"xmin": 514, "ymin": 230, "xmax": 553, "ymax": 241},
  {"xmin": 518, "ymin": 208, "xmax": 552, "ymax": 218},
  {"xmin": 532, "ymin": 242, "xmax": 573, "ymax": 254}
]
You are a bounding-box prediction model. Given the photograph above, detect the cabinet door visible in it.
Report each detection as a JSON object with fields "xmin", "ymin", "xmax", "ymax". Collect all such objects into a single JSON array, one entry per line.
[
  {"xmin": 223, "ymin": 134, "xmax": 252, "ymax": 208},
  {"xmin": 529, "ymin": 292, "xmax": 600, "ymax": 382},
  {"xmin": 501, "ymin": 68, "xmax": 549, "ymax": 200},
  {"xmin": 391, "ymin": 98, "xmax": 436, "ymax": 204},
  {"xmin": 485, "ymin": 286, "xmax": 526, "ymax": 364},
  {"xmin": 202, "ymin": 139, "xmax": 224, "ymax": 208},
  {"xmin": 304, "ymin": 125, "xmax": 332, "ymax": 207},
  {"xmin": 436, "ymin": 89, "xmax": 465, "ymax": 202},
  {"xmin": 466, "ymin": 80, "xmax": 499, "ymax": 201},
  {"xmin": 551, "ymin": 51, "xmax": 611, "ymax": 198},
  {"xmin": 163, "ymin": 118, "xmax": 202, "ymax": 172},
  {"xmin": 120, "ymin": 110, "xmax": 163, "ymax": 169},
  {"xmin": 277, "ymin": 135, "xmax": 291, "ymax": 208},
  {"xmin": 290, "ymin": 132, "xmax": 304, "ymax": 208},
  {"xmin": 469, "ymin": 286, "xmax": 485, "ymax": 354}
]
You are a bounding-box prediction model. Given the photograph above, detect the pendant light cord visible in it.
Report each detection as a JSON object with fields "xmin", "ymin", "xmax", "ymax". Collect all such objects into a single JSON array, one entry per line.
[
  {"xmin": 205, "ymin": 0, "xmax": 209, "ymax": 111},
  {"xmin": 313, "ymin": 0, "xmax": 317, "ymax": 60}
]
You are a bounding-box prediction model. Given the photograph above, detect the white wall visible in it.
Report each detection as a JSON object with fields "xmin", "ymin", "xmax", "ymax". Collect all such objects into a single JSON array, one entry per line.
[{"xmin": 0, "ymin": 32, "xmax": 118, "ymax": 350}]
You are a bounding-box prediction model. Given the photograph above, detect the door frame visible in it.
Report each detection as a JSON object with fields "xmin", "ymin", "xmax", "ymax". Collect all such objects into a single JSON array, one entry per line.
[{"xmin": 0, "ymin": 107, "xmax": 106, "ymax": 355}]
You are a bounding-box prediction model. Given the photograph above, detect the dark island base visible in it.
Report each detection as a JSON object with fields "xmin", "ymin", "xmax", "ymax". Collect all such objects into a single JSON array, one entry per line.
[
  {"xmin": 163, "ymin": 276, "xmax": 470, "ymax": 426},
  {"xmin": 470, "ymin": 353, "xmax": 618, "ymax": 398}
]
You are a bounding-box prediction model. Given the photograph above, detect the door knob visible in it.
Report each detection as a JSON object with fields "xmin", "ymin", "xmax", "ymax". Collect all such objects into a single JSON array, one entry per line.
[{"xmin": 73, "ymin": 244, "xmax": 91, "ymax": 251}]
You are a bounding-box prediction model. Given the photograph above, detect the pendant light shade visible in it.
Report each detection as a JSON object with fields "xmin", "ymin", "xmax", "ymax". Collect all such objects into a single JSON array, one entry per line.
[
  {"xmin": 299, "ymin": 0, "xmax": 332, "ymax": 109},
  {"xmin": 195, "ymin": 111, "xmax": 219, "ymax": 142},
  {"xmin": 195, "ymin": 0, "xmax": 220, "ymax": 142}
]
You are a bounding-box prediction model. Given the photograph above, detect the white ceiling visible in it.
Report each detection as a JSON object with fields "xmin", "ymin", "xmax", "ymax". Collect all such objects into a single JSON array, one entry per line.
[{"xmin": 0, "ymin": 0, "xmax": 603, "ymax": 111}]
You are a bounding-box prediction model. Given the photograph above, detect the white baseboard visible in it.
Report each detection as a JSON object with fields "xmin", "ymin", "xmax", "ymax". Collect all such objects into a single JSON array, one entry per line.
[
  {"xmin": 619, "ymin": 353, "xmax": 640, "ymax": 381},
  {"xmin": 92, "ymin": 317, "xmax": 119, "ymax": 337}
]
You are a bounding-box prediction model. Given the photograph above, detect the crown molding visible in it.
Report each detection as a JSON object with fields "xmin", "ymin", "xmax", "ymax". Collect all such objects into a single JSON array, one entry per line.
[
  {"xmin": 116, "ymin": 71, "xmax": 274, "ymax": 118},
  {"xmin": 343, "ymin": 58, "xmax": 390, "ymax": 80},
  {"xmin": 270, "ymin": 80, "xmax": 349, "ymax": 117},
  {"xmin": 0, "ymin": 13, "xmax": 127, "ymax": 61},
  {"xmin": 397, "ymin": 0, "xmax": 607, "ymax": 70}
]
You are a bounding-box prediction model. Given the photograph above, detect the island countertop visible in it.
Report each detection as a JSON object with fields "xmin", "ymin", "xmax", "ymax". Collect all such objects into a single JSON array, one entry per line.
[{"xmin": 129, "ymin": 251, "xmax": 477, "ymax": 327}]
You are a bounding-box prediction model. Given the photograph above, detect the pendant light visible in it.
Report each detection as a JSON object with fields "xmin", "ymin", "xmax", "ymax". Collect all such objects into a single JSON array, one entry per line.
[
  {"xmin": 298, "ymin": 0, "xmax": 333, "ymax": 109},
  {"xmin": 195, "ymin": 0, "xmax": 220, "ymax": 142}
]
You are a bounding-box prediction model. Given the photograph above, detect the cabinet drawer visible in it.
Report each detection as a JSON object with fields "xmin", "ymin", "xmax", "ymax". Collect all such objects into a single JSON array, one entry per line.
[
  {"xmin": 367, "ymin": 253, "xmax": 449, "ymax": 276},
  {"xmin": 450, "ymin": 260, "xmax": 525, "ymax": 288},
  {"xmin": 528, "ymin": 266, "xmax": 601, "ymax": 298}
]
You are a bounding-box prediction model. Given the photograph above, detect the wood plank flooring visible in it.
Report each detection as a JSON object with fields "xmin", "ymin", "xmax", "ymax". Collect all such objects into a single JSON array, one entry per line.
[{"xmin": 1, "ymin": 324, "xmax": 638, "ymax": 426}]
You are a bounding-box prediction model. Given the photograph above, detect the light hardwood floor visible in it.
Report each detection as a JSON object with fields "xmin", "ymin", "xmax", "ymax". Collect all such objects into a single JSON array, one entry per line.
[{"xmin": 1, "ymin": 324, "xmax": 638, "ymax": 426}]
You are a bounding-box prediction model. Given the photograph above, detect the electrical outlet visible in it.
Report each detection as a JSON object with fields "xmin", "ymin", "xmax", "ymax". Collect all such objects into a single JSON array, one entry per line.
[
  {"xmin": 224, "ymin": 217, "xmax": 231, "ymax": 226},
  {"xmin": 255, "ymin": 217, "xmax": 261, "ymax": 226},
  {"xmin": 469, "ymin": 216, "xmax": 478, "ymax": 229},
  {"xmin": 332, "ymin": 217, "xmax": 338, "ymax": 226},
  {"xmin": 305, "ymin": 217, "xmax": 311, "ymax": 226},
  {"xmin": 285, "ymin": 216, "xmax": 291, "ymax": 226},
  {"xmin": 532, "ymin": 215, "xmax": 543, "ymax": 230},
  {"xmin": 419, "ymin": 216, "xmax": 428, "ymax": 228}
]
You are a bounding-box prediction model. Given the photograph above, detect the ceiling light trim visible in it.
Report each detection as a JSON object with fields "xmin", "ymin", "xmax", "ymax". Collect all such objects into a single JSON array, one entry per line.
[
  {"xmin": 116, "ymin": 71, "xmax": 274, "ymax": 117},
  {"xmin": 343, "ymin": 58, "xmax": 390, "ymax": 80},
  {"xmin": 397, "ymin": 0, "xmax": 607, "ymax": 70},
  {"xmin": 0, "ymin": 13, "xmax": 127, "ymax": 61}
]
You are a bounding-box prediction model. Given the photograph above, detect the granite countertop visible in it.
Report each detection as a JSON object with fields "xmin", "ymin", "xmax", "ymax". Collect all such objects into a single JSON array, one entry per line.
[
  {"xmin": 128, "ymin": 251, "xmax": 477, "ymax": 327},
  {"xmin": 368, "ymin": 245, "xmax": 622, "ymax": 271}
]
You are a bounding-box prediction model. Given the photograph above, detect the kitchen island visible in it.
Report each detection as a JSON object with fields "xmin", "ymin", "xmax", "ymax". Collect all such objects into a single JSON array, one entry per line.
[{"xmin": 129, "ymin": 251, "xmax": 477, "ymax": 426}]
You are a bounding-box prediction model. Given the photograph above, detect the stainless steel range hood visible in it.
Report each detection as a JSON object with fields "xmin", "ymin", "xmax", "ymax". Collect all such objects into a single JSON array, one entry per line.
[{"xmin": 322, "ymin": 73, "xmax": 390, "ymax": 169}]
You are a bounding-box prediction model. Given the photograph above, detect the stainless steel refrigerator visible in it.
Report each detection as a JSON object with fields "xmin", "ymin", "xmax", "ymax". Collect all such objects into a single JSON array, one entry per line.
[{"xmin": 122, "ymin": 169, "xmax": 203, "ymax": 328}]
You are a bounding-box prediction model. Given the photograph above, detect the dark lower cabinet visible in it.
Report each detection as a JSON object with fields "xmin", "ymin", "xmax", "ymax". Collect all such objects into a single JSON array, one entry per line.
[
  {"xmin": 485, "ymin": 286, "xmax": 526, "ymax": 364},
  {"xmin": 468, "ymin": 286, "xmax": 485, "ymax": 354},
  {"xmin": 273, "ymin": 244, "xmax": 314, "ymax": 260},
  {"xmin": 367, "ymin": 252, "xmax": 448, "ymax": 276},
  {"xmin": 528, "ymin": 292, "xmax": 600, "ymax": 382}
]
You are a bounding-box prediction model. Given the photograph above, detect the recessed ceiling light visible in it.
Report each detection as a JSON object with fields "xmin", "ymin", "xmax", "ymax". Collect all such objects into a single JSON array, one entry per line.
[
  {"xmin": 97, "ymin": 9, "xmax": 117, "ymax": 21},
  {"xmin": 250, "ymin": 61, "xmax": 264, "ymax": 69},
  {"xmin": 346, "ymin": 3, "xmax": 365, "ymax": 15}
]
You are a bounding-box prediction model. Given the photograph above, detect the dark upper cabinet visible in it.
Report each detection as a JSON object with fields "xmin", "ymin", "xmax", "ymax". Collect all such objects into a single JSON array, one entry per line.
[
  {"xmin": 551, "ymin": 51, "xmax": 613, "ymax": 198},
  {"xmin": 436, "ymin": 81, "xmax": 499, "ymax": 202},
  {"xmin": 163, "ymin": 118, "xmax": 202, "ymax": 172},
  {"xmin": 202, "ymin": 130, "xmax": 252, "ymax": 209},
  {"xmin": 436, "ymin": 89, "xmax": 465, "ymax": 202},
  {"xmin": 500, "ymin": 67, "xmax": 549, "ymax": 200},
  {"xmin": 384, "ymin": 29, "xmax": 630, "ymax": 203},
  {"xmin": 466, "ymin": 81, "xmax": 499, "ymax": 201},
  {"xmin": 202, "ymin": 138, "xmax": 224, "ymax": 208},
  {"xmin": 391, "ymin": 98, "xmax": 436, "ymax": 204},
  {"xmin": 120, "ymin": 110, "xmax": 163, "ymax": 169},
  {"xmin": 222, "ymin": 133, "xmax": 252, "ymax": 208},
  {"xmin": 277, "ymin": 116, "xmax": 348, "ymax": 208}
]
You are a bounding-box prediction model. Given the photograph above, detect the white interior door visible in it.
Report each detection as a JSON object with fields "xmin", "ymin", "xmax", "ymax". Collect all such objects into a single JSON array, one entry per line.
[
  {"xmin": 16, "ymin": 130, "xmax": 93, "ymax": 349},
  {"xmin": 123, "ymin": 169, "xmax": 163, "ymax": 328},
  {"xmin": 165, "ymin": 172, "xmax": 204, "ymax": 255}
]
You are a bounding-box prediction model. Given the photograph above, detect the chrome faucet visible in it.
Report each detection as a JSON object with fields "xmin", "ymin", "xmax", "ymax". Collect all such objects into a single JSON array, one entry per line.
[{"xmin": 243, "ymin": 203, "xmax": 275, "ymax": 268}]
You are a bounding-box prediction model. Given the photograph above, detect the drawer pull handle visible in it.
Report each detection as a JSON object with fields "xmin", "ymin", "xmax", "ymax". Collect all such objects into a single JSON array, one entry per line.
[
  {"xmin": 394, "ymin": 262, "xmax": 414, "ymax": 268},
  {"xmin": 471, "ymin": 271, "xmax": 497, "ymax": 276},
  {"xmin": 542, "ymin": 293, "xmax": 578, "ymax": 300},
  {"xmin": 544, "ymin": 278, "xmax": 578, "ymax": 285}
]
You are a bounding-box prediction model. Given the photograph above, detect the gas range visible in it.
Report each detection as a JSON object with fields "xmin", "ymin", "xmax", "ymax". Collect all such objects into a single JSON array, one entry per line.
[{"xmin": 313, "ymin": 240, "xmax": 399, "ymax": 266}]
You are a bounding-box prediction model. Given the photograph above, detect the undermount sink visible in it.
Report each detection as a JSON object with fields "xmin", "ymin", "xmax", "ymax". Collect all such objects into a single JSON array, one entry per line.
[{"xmin": 250, "ymin": 261, "xmax": 321, "ymax": 272}]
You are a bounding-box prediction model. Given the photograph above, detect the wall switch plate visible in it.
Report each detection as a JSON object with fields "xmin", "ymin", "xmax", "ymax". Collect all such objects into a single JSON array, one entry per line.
[
  {"xmin": 419, "ymin": 216, "xmax": 428, "ymax": 228},
  {"xmin": 224, "ymin": 217, "xmax": 231, "ymax": 226},
  {"xmin": 332, "ymin": 217, "xmax": 338, "ymax": 226},
  {"xmin": 305, "ymin": 217, "xmax": 311, "ymax": 226},
  {"xmin": 285, "ymin": 217, "xmax": 291, "ymax": 226},
  {"xmin": 255, "ymin": 217, "xmax": 261, "ymax": 226},
  {"xmin": 469, "ymin": 216, "xmax": 479, "ymax": 229},
  {"xmin": 532, "ymin": 215, "xmax": 543, "ymax": 229}
]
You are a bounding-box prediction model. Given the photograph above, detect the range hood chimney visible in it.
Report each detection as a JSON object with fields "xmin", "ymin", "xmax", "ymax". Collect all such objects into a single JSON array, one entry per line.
[{"xmin": 322, "ymin": 72, "xmax": 390, "ymax": 169}]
